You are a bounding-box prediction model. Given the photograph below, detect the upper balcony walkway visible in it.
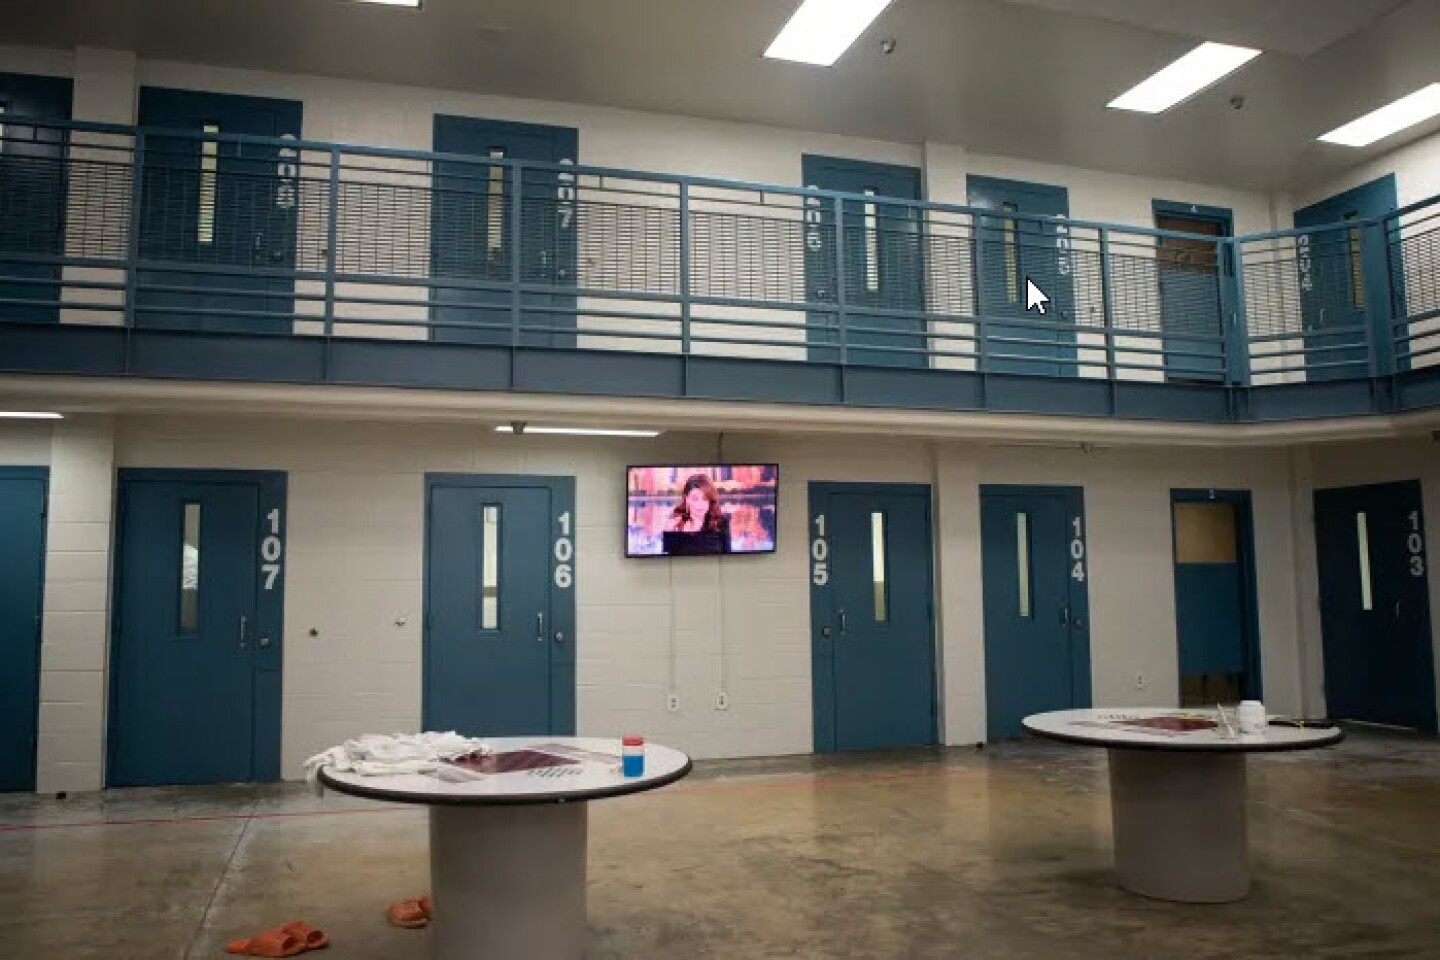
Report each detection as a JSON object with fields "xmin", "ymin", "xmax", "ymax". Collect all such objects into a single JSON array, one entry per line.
[{"xmin": 2, "ymin": 117, "xmax": 1439, "ymax": 423}]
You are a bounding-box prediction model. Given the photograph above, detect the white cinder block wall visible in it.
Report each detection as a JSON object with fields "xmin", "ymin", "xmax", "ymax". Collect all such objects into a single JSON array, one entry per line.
[
  {"xmin": 0, "ymin": 41, "xmax": 1428, "ymax": 791},
  {"xmin": 107, "ymin": 416, "xmax": 1311, "ymax": 780},
  {"xmin": 28, "ymin": 418, "xmax": 116, "ymax": 794},
  {"xmin": 8, "ymin": 414, "xmax": 1434, "ymax": 791},
  {"xmin": 0, "ymin": 43, "xmax": 1282, "ymax": 279}
]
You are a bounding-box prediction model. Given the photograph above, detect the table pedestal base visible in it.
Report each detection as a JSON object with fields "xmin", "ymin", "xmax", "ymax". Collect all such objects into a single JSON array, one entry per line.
[
  {"xmin": 1108, "ymin": 749, "xmax": 1248, "ymax": 903},
  {"xmin": 429, "ymin": 803, "xmax": 588, "ymax": 960}
]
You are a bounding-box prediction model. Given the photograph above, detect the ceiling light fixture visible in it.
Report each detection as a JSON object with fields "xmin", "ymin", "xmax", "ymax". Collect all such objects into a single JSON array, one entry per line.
[
  {"xmin": 764, "ymin": 0, "xmax": 894, "ymax": 67},
  {"xmin": 0, "ymin": 411, "xmax": 64, "ymax": 419},
  {"xmin": 495, "ymin": 425, "xmax": 662, "ymax": 438},
  {"xmin": 351, "ymin": 0, "xmax": 421, "ymax": 7},
  {"xmin": 1108, "ymin": 42, "xmax": 1262, "ymax": 114},
  {"xmin": 1319, "ymin": 84, "xmax": 1440, "ymax": 148}
]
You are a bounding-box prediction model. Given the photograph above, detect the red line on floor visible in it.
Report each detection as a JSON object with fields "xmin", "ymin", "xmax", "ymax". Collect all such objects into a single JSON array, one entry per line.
[
  {"xmin": 665, "ymin": 757, "xmax": 1098, "ymax": 797},
  {"xmin": 0, "ymin": 805, "xmax": 415, "ymax": 833},
  {"xmin": 0, "ymin": 757, "xmax": 1098, "ymax": 832}
]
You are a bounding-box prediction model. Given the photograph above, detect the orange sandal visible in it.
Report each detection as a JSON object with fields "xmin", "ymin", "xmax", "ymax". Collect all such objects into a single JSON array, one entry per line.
[
  {"xmin": 225, "ymin": 928, "xmax": 305, "ymax": 957},
  {"xmin": 386, "ymin": 895, "xmax": 433, "ymax": 928},
  {"xmin": 281, "ymin": 921, "xmax": 329, "ymax": 951}
]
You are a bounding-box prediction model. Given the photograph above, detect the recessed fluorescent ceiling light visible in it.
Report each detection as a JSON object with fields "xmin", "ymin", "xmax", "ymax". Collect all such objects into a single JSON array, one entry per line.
[
  {"xmin": 0, "ymin": 411, "xmax": 63, "ymax": 419},
  {"xmin": 1108, "ymin": 42, "xmax": 1261, "ymax": 114},
  {"xmin": 352, "ymin": 0, "xmax": 420, "ymax": 7},
  {"xmin": 764, "ymin": 0, "xmax": 894, "ymax": 67},
  {"xmin": 495, "ymin": 426, "xmax": 661, "ymax": 437},
  {"xmin": 1319, "ymin": 84, "xmax": 1440, "ymax": 148}
]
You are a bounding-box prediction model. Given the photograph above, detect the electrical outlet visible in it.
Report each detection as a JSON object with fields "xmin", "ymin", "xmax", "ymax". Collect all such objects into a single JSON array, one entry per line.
[
  {"xmin": 715, "ymin": 690, "xmax": 730, "ymax": 711},
  {"xmin": 1135, "ymin": 672, "xmax": 1146, "ymax": 690},
  {"xmin": 666, "ymin": 693, "xmax": 679, "ymax": 713}
]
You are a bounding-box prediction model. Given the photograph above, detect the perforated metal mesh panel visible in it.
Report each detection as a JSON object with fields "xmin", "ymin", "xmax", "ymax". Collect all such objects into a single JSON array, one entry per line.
[{"xmin": 1, "ymin": 117, "xmax": 1421, "ymax": 383}]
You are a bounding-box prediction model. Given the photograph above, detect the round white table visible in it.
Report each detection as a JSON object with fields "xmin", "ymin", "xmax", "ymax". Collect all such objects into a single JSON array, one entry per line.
[
  {"xmin": 1022, "ymin": 708, "xmax": 1342, "ymax": 903},
  {"xmin": 318, "ymin": 736, "xmax": 691, "ymax": 960}
]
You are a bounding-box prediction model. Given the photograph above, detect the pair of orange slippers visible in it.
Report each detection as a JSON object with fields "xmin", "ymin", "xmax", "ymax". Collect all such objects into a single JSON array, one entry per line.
[
  {"xmin": 226, "ymin": 921, "xmax": 328, "ymax": 957},
  {"xmin": 386, "ymin": 895, "xmax": 434, "ymax": 928}
]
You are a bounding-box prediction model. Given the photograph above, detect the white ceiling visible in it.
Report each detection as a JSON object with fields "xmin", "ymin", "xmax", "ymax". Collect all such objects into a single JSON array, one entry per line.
[
  {"xmin": 996, "ymin": 0, "xmax": 1408, "ymax": 57},
  {"xmin": 3, "ymin": 0, "xmax": 1436, "ymax": 192}
]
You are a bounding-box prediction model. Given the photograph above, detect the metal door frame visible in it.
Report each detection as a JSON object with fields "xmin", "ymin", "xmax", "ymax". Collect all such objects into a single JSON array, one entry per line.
[
  {"xmin": 979, "ymin": 483, "xmax": 1092, "ymax": 738},
  {"xmin": 1169, "ymin": 487, "xmax": 1263, "ymax": 700},
  {"xmin": 107, "ymin": 468, "xmax": 287, "ymax": 785},
  {"xmin": 422, "ymin": 473, "xmax": 577, "ymax": 735},
  {"xmin": 0, "ymin": 466, "xmax": 49, "ymax": 791},
  {"xmin": 808, "ymin": 481, "xmax": 937, "ymax": 752}
]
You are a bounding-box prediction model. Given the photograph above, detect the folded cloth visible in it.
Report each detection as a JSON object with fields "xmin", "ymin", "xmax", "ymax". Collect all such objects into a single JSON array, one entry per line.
[{"xmin": 303, "ymin": 731, "xmax": 490, "ymax": 795}]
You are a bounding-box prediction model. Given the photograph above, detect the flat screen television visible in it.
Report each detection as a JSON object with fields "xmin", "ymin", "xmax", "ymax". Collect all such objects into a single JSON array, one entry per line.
[{"xmin": 626, "ymin": 464, "xmax": 779, "ymax": 557}]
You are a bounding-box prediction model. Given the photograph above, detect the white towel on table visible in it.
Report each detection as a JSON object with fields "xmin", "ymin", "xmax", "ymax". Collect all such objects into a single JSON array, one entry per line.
[{"xmin": 303, "ymin": 731, "xmax": 490, "ymax": 795}]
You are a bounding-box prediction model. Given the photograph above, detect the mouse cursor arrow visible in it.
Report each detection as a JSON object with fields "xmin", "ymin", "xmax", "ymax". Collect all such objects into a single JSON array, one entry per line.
[{"xmin": 1025, "ymin": 278, "xmax": 1050, "ymax": 315}]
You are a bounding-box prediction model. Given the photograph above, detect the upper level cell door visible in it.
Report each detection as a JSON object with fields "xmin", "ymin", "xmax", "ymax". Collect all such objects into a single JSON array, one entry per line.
[
  {"xmin": 802, "ymin": 155, "xmax": 926, "ymax": 368},
  {"xmin": 135, "ymin": 87, "xmax": 303, "ymax": 333}
]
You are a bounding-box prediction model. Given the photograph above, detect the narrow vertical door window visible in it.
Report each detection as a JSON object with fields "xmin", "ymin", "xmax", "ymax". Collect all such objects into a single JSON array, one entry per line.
[
  {"xmin": 198, "ymin": 124, "xmax": 220, "ymax": 245},
  {"xmin": 180, "ymin": 502, "xmax": 201, "ymax": 632},
  {"xmin": 1016, "ymin": 511, "xmax": 1032, "ymax": 618},
  {"xmin": 1003, "ymin": 202, "xmax": 1020, "ymax": 304},
  {"xmin": 871, "ymin": 510, "xmax": 888, "ymax": 622},
  {"xmin": 1356, "ymin": 511, "xmax": 1373, "ymax": 611},
  {"xmin": 1344, "ymin": 213, "xmax": 1365, "ymax": 309},
  {"xmin": 481, "ymin": 504, "xmax": 501, "ymax": 629},
  {"xmin": 863, "ymin": 189, "xmax": 880, "ymax": 293},
  {"xmin": 487, "ymin": 148, "xmax": 506, "ymax": 263}
]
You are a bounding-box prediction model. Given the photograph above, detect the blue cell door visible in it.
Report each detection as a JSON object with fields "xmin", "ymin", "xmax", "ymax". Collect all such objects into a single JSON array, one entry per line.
[
  {"xmin": 135, "ymin": 88, "xmax": 304, "ymax": 333},
  {"xmin": 980, "ymin": 486, "xmax": 1091, "ymax": 739},
  {"xmin": 968, "ymin": 176, "xmax": 1074, "ymax": 376},
  {"xmin": 110, "ymin": 472, "xmax": 285, "ymax": 786},
  {"xmin": 0, "ymin": 468, "xmax": 47, "ymax": 791},
  {"xmin": 425, "ymin": 477, "xmax": 575, "ymax": 736},
  {"xmin": 1294, "ymin": 175, "xmax": 1399, "ymax": 380},
  {"xmin": 802, "ymin": 156, "xmax": 926, "ymax": 367},
  {"xmin": 809, "ymin": 483, "xmax": 936, "ymax": 751},
  {"xmin": 1171, "ymin": 491, "xmax": 1262, "ymax": 705},
  {"xmin": 0, "ymin": 72, "xmax": 73, "ymax": 324},
  {"xmin": 1155, "ymin": 204, "xmax": 1233, "ymax": 383},
  {"xmin": 431, "ymin": 116, "xmax": 578, "ymax": 347},
  {"xmin": 1314, "ymin": 481, "xmax": 1436, "ymax": 732}
]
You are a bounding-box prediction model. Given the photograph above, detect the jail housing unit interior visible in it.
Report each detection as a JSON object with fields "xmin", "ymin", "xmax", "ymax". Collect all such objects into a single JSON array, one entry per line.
[{"xmin": 2, "ymin": 0, "xmax": 1440, "ymax": 807}]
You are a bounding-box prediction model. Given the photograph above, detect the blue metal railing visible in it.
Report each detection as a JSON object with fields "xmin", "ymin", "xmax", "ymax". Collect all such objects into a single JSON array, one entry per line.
[{"xmin": 0, "ymin": 115, "xmax": 1433, "ymax": 390}]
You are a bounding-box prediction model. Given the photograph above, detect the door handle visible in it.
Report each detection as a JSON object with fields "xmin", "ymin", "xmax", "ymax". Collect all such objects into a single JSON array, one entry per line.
[
  {"xmin": 536, "ymin": 611, "xmax": 545, "ymax": 643},
  {"xmin": 838, "ymin": 609, "xmax": 848, "ymax": 635},
  {"xmin": 239, "ymin": 615, "xmax": 248, "ymax": 650},
  {"xmin": 1059, "ymin": 604, "xmax": 1070, "ymax": 627}
]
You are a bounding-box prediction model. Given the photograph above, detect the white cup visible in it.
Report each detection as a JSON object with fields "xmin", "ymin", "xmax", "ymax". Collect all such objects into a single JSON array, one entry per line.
[{"xmin": 1236, "ymin": 700, "xmax": 1267, "ymax": 736}]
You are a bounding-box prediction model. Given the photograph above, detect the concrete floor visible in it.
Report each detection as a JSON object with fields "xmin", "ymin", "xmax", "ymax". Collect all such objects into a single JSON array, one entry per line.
[{"xmin": 2, "ymin": 732, "xmax": 1439, "ymax": 959}]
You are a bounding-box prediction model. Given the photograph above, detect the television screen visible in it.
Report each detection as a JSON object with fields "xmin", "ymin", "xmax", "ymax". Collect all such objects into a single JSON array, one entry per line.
[{"xmin": 626, "ymin": 464, "xmax": 779, "ymax": 557}]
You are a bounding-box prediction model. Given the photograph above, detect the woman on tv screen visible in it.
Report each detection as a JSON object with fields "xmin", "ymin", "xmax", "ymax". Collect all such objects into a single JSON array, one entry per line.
[{"xmin": 664, "ymin": 473, "xmax": 732, "ymax": 555}]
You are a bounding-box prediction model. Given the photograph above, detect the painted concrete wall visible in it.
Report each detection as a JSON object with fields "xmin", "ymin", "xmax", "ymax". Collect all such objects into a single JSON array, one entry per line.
[
  {"xmin": 0, "ymin": 43, "xmax": 1279, "ymax": 371},
  {"xmin": 16, "ymin": 418, "xmax": 115, "ymax": 795},
  {"xmin": 105, "ymin": 417, "xmax": 1309, "ymax": 784},
  {"xmin": 19, "ymin": 411, "xmax": 1440, "ymax": 793},
  {"xmin": 0, "ymin": 422, "xmax": 53, "ymax": 466}
]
